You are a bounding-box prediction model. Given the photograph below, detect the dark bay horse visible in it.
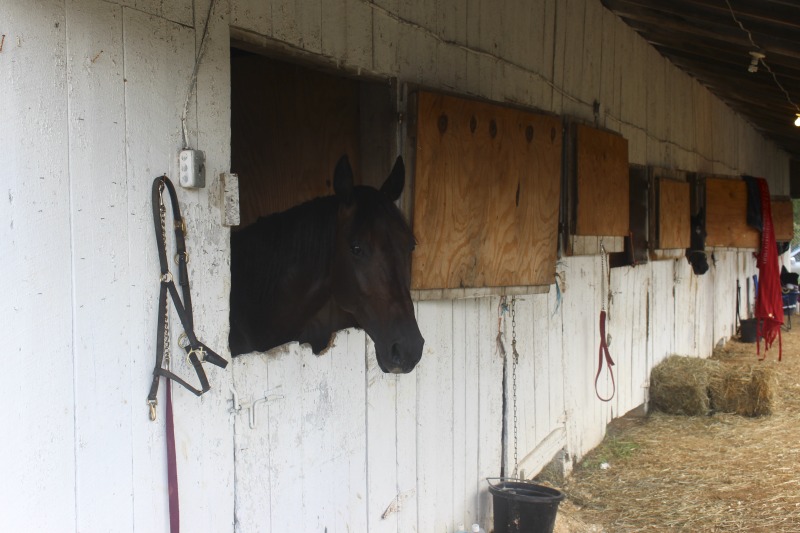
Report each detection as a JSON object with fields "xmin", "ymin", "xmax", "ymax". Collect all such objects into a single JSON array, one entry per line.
[
  {"xmin": 686, "ymin": 208, "xmax": 709, "ymax": 275},
  {"xmin": 229, "ymin": 155, "xmax": 424, "ymax": 374}
]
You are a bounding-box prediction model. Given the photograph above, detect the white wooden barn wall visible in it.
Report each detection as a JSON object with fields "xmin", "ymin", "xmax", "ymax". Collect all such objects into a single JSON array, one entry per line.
[{"xmin": 0, "ymin": 0, "xmax": 777, "ymax": 531}]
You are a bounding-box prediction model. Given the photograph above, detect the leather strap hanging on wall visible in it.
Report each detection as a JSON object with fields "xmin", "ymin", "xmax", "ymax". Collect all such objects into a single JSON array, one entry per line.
[
  {"xmin": 149, "ymin": 176, "xmax": 229, "ymax": 533},
  {"xmin": 148, "ymin": 175, "xmax": 228, "ymax": 417}
]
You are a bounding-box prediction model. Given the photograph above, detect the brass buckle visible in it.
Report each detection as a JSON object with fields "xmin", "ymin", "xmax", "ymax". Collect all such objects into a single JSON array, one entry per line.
[
  {"xmin": 178, "ymin": 333, "xmax": 205, "ymax": 364},
  {"xmin": 174, "ymin": 218, "xmax": 187, "ymax": 234},
  {"xmin": 174, "ymin": 251, "xmax": 189, "ymax": 264},
  {"xmin": 187, "ymin": 346, "xmax": 206, "ymax": 365}
]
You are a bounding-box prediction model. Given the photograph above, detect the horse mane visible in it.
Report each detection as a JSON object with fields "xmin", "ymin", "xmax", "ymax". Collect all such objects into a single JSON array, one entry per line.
[{"xmin": 232, "ymin": 195, "xmax": 339, "ymax": 298}]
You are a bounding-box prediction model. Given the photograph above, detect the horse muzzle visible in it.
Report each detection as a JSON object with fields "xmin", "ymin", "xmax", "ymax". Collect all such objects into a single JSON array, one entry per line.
[{"xmin": 375, "ymin": 330, "xmax": 424, "ymax": 374}]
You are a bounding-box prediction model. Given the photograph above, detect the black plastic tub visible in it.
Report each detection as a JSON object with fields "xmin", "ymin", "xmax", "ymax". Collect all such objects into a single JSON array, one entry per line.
[{"xmin": 488, "ymin": 478, "xmax": 565, "ymax": 533}]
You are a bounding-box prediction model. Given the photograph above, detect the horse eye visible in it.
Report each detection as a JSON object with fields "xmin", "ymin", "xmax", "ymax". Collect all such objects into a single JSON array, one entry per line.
[{"xmin": 350, "ymin": 242, "xmax": 363, "ymax": 256}]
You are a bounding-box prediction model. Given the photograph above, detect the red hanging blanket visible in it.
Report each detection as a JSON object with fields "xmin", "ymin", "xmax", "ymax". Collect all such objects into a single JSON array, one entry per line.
[{"xmin": 754, "ymin": 178, "xmax": 783, "ymax": 360}]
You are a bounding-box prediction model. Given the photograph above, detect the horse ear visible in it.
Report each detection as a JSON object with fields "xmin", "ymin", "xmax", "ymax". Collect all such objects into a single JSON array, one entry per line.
[
  {"xmin": 334, "ymin": 155, "xmax": 354, "ymax": 204},
  {"xmin": 380, "ymin": 156, "xmax": 405, "ymax": 202}
]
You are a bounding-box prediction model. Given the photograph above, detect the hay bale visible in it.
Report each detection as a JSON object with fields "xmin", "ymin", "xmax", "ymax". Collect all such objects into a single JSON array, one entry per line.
[
  {"xmin": 709, "ymin": 363, "xmax": 775, "ymax": 417},
  {"xmin": 650, "ymin": 355, "xmax": 720, "ymax": 416}
]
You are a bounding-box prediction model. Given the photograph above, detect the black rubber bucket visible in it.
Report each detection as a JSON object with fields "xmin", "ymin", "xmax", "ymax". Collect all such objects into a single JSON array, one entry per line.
[
  {"xmin": 488, "ymin": 479, "xmax": 565, "ymax": 533},
  {"xmin": 740, "ymin": 318, "xmax": 758, "ymax": 343}
]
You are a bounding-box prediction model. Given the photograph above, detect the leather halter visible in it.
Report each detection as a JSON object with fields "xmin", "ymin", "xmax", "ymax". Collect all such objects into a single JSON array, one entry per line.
[{"xmin": 147, "ymin": 176, "xmax": 228, "ymax": 418}]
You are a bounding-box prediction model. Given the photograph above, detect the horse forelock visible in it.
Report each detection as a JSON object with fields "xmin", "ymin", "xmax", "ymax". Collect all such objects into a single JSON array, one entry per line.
[{"xmin": 350, "ymin": 186, "xmax": 416, "ymax": 252}]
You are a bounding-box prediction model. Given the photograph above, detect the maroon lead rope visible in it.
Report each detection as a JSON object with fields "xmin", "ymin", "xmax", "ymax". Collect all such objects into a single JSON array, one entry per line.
[
  {"xmin": 166, "ymin": 380, "xmax": 180, "ymax": 533},
  {"xmin": 150, "ymin": 176, "xmax": 228, "ymax": 533},
  {"xmin": 595, "ymin": 310, "xmax": 616, "ymax": 402},
  {"xmin": 595, "ymin": 243, "xmax": 616, "ymax": 402}
]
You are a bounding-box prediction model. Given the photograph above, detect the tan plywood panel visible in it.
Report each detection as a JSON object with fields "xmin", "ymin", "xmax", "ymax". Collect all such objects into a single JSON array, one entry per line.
[
  {"xmin": 705, "ymin": 178, "xmax": 760, "ymax": 248},
  {"xmin": 575, "ymin": 125, "xmax": 629, "ymax": 237},
  {"xmin": 412, "ymin": 91, "xmax": 562, "ymax": 290},
  {"xmin": 658, "ymin": 178, "xmax": 691, "ymax": 249},
  {"xmin": 772, "ymin": 199, "xmax": 794, "ymax": 242}
]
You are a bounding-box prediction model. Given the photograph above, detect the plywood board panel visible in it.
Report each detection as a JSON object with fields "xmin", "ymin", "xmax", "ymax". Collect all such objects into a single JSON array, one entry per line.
[
  {"xmin": 658, "ymin": 179, "xmax": 691, "ymax": 249},
  {"xmin": 772, "ymin": 199, "xmax": 794, "ymax": 242},
  {"xmin": 575, "ymin": 124, "xmax": 629, "ymax": 237},
  {"xmin": 705, "ymin": 178, "xmax": 760, "ymax": 248},
  {"xmin": 412, "ymin": 90, "xmax": 562, "ymax": 290}
]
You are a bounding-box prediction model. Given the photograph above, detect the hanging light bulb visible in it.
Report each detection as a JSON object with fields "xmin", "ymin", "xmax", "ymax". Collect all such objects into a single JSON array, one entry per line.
[{"xmin": 794, "ymin": 113, "xmax": 800, "ymax": 127}]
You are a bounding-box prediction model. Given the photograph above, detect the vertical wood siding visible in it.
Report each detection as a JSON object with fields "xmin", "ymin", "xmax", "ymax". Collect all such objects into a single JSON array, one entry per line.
[
  {"xmin": 1, "ymin": 2, "xmax": 74, "ymax": 531},
  {"xmin": 0, "ymin": 0, "xmax": 777, "ymax": 531},
  {"xmin": 66, "ymin": 2, "xmax": 133, "ymax": 531}
]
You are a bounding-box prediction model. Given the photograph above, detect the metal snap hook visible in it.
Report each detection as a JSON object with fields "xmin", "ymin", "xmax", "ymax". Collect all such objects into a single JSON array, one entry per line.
[{"xmin": 148, "ymin": 399, "xmax": 158, "ymax": 421}]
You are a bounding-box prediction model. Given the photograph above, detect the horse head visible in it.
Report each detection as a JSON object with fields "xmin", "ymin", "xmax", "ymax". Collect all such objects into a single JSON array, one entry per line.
[
  {"xmin": 329, "ymin": 156, "xmax": 424, "ymax": 373},
  {"xmin": 686, "ymin": 207, "xmax": 709, "ymax": 275}
]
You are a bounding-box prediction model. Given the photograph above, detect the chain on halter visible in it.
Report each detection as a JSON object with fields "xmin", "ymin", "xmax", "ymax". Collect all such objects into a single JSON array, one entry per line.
[
  {"xmin": 511, "ymin": 296, "xmax": 519, "ymax": 479},
  {"xmin": 159, "ymin": 183, "xmax": 172, "ymax": 373},
  {"xmin": 150, "ymin": 182, "xmax": 172, "ymax": 421}
]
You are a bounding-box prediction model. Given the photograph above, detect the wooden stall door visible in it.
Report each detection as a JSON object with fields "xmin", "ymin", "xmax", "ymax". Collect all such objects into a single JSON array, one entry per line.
[
  {"xmin": 564, "ymin": 124, "xmax": 630, "ymax": 256},
  {"xmin": 705, "ymin": 177, "xmax": 759, "ymax": 248},
  {"xmin": 575, "ymin": 125, "xmax": 629, "ymax": 237},
  {"xmin": 411, "ymin": 91, "xmax": 562, "ymax": 291},
  {"xmin": 657, "ymin": 178, "xmax": 691, "ymax": 250}
]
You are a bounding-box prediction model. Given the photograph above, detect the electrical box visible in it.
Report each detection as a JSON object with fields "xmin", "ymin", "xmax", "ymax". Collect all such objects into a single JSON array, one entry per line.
[{"xmin": 179, "ymin": 149, "xmax": 205, "ymax": 188}]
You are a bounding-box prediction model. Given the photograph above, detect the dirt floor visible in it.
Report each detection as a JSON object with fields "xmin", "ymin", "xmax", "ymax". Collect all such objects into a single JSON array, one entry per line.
[{"xmin": 550, "ymin": 323, "xmax": 800, "ymax": 532}]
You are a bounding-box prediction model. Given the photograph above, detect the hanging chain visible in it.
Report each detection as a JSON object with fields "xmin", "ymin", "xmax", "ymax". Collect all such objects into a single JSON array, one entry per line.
[
  {"xmin": 511, "ymin": 296, "xmax": 519, "ymax": 479},
  {"xmin": 159, "ymin": 183, "xmax": 171, "ymax": 373},
  {"xmin": 149, "ymin": 183, "xmax": 172, "ymax": 422}
]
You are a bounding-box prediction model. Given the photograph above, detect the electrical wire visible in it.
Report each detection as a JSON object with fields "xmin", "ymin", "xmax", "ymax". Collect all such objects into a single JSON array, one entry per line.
[
  {"xmin": 181, "ymin": 0, "xmax": 218, "ymax": 149},
  {"xmin": 723, "ymin": 0, "xmax": 800, "ymax": 113}
]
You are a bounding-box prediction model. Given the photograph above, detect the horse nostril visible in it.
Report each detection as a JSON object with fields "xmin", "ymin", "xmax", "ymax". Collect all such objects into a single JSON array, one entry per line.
[
  {"xmin": 389, "ymin": 340, "xmax": 423, "ymax": 374},
  {"xmin": 391, "ymin": 342, "xmax": 402, "ymax": 364}
]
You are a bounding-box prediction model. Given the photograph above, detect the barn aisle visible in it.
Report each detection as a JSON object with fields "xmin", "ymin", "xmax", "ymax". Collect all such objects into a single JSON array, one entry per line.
[{"xmin": 555, "ymin": 325, "xmax": 800, "ymax": 532}]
